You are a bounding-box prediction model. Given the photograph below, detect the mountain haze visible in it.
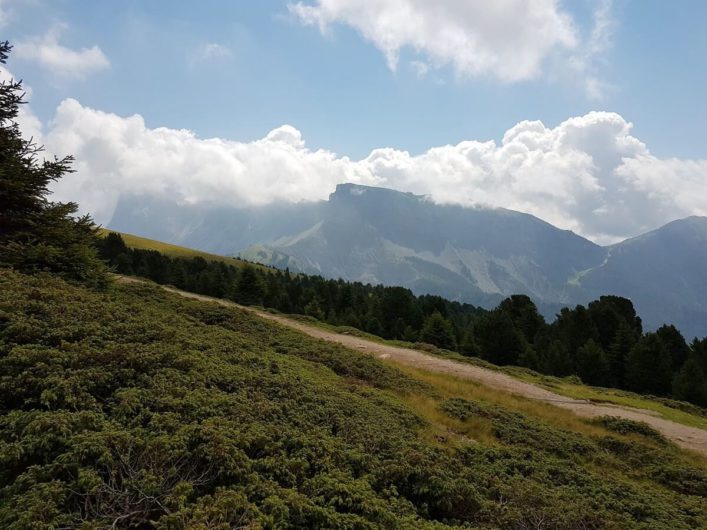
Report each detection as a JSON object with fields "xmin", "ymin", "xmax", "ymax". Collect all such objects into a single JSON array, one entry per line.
[
  {"xmin": 578, "ymin": 216, "xmax": 707, "ymax": 338},
  {"xmin": 242, "ymin": 185, "xmax": 604, "ymax": 304},
  {"xmin": 109, "ymin": 184, "xmax": 707, "ymax": 337},
  {"xmin": 110, "ymin": 194, "xmax": 324, "ymax": 256}
]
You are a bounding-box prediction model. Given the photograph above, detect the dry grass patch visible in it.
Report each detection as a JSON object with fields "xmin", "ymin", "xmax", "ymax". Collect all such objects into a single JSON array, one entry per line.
[{"xmin": 388, "ymin": 361, "xmax": 621, "ymax": 440}]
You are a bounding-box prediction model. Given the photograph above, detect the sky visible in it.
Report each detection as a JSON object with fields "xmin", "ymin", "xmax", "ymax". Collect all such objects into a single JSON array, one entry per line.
[{"xmin": 2, "ymin": 0, "xmax": 707, "ymax": 244}]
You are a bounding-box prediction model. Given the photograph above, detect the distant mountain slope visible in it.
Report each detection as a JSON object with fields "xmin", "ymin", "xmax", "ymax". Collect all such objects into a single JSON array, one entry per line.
[
  {"xmin": 109, "ymin": 184, "xmax": 707, "ymax": 336},
  {"xmin": 241, "ymin": 184, "xmax": 607, "ymax": 307},
  {"xmin": 576, "ymin": 216, "xmax": 707, "ymax": 338}
]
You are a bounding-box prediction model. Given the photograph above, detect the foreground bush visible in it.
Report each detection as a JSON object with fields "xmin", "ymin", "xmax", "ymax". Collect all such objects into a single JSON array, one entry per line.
[{"xmin": 0, "ymin": 270, "xmax": 706, "ymax": 529}]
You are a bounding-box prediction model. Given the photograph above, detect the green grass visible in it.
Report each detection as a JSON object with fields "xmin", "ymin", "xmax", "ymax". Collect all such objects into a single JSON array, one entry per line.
[
  {"xmin": 98, "ymin": 228, "xmax": 271, "ymax": 271},
  {"xmin": 285, "ymin": 312, "xmax": 707, "ymax": 431},
  {"xmin": 514, "ymin": 371, "xmax": 707, "ymax": 430}
]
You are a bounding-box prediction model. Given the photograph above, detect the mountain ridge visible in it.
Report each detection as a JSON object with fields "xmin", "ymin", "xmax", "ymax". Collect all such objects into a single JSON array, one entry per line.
[{"xmin": 109, "ymin": 184, "xmax": 707, "ymax": 337}]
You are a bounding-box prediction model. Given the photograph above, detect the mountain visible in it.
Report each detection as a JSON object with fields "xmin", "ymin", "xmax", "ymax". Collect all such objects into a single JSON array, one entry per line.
[
  {"xmin": 108, "ymin": 184, "xmax": 707, "ymax": 337},
  {"xmin": 240, "ymin": 184, "xmax": 605, "ymax": 307},
  {"xmin": 576, "ymin": 216, "xmax": 707, "ymax": 338}
]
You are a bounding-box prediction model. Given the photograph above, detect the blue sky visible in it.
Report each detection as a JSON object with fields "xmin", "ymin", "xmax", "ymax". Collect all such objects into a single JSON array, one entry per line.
[
  {"xmin": 2, "ymin": 0, "xmax": 707, "ymax": 243},
  {"xmin": 5, "ymin": 0, "xmax": 705, "ymax": 159}
]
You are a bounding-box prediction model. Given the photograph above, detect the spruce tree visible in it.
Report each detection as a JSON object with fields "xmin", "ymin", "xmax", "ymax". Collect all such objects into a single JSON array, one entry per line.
[
  {"xmin": 0, "ymin": 42, "xmax": 106, "ymax": 286},
  {"xmin": 576, "ymin": 339, "xmax": 611, "ymax": 386},
  {"xmin": 608, "ymin": 322, "xmax": 639, "ymax": 388},
  {"xmin": 626, "ymin": 333, "xmax": 673, "ymax": 396},
  {"xmin": 672, "ymin": 357, "xmax": 707, "ymax": 406},
  {"xmin": 234, "ymin": 264, "xmax": 265, "ymax": 305},
  {"xmin": 419, "ymin": 311, "xmax": 457, "ymax": 350}
]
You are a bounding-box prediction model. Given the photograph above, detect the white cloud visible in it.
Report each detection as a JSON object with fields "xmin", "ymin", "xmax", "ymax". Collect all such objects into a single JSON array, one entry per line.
[
  {"xmin": 410, "ymin": 60, "xmax": 429, "ymax": 79},
  {"xmin": 288, "ymin": 0, "xmax": 578, "ymax": 82},
  {"xmin": 570, "ymin": 0, "xmax": 616, "ymax": 100},
  {"xmin": 42, "ymin": 100, "xmax": 707, "ymax": 245},
  {"xmin": 190, "ymin": 42, "xmax": 233, "ymax": 66},
  {"xmin": 15, "ymin": 24, "xmax": 110, "ymax": 81}
]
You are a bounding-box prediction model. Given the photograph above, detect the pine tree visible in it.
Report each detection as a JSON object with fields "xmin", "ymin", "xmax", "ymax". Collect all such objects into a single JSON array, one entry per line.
[
  {"xmin": 588, "ymin": 295, "xmax": 642, "ymax": 351},
  {"xmin": 655, "ymin": 324, "xmax": 691, "ymax": 371},
  {"xmin": 459, "ymin": 330, "xmax": 481, "ymax": 357},
  {"xmin": 0, "ymin": 42, "xmax": 106, "ymax": 286},
  {"xmin": 304, "ymin": 298, "xmax": 325, "ymax": 320},
  {"xmin": 672, "ymin": 357, "xmax": 707, "ymax": 406},
  {"xmin": 576, "ymin": 339, "xmax": 611, "ymax": 386},
  {"xmin": 234, "ymin": 265, "xmax": 265, "ymax": 305},
  {"xmin": 626, "ymin": 333, "xmax": 673, "ymax": 396},
  {"xmin": 518, "ymin": 346, "xmax": 540, "ymax": 370},
  {"xmin": 608, "ymin": 322, "xmax": 639, "ymax": 388},
  {"xmin": 538, "ymin": 339, "xmax": 574, "ymax": 376},
  {"xmin": 692, "ymin": 337, "xmax": 707, "ymax": 375},
  {"xmin": 419, "ymin": 311, "xmax": 457, "ymax": 350},
  {"xmin": 475, "ymin": 310, "xmax": 528, "ymax": 366},
  {"xmin": 498, "ymin": 294, "xmax": 546, "ymax": 343}
]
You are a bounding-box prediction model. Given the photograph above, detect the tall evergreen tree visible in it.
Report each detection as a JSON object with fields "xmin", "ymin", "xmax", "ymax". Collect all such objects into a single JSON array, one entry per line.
[
  {"xmin": 552, "ymin": 305, "xmax": 600, "ymax": 359},
  {"xmin": 234, "ymin": 264, "xmax": 265, "ymax": 305},
  {"xmin": 537, "ymin": 339, "xmax": 574, "ymax": 376},
  {"xmin": 459, "ymin": 330, "xmax": 481, "ymax": 357},
  {"xmin": 0, "ymin": 42, "xmax": 106, "ymax": 286},
  {"xmin": 692, "ymin": 337, "xmax": 707, "ymax": 375},
  {"xmin": 475, "ymin": 310, "xmax": 528, "ymax": 366},
  {"xmin": 655, "ymin": 324, "xmax": 691, "ymax": 371},
  {"xmin": 607, "ymin": 321, "xmax": 639, "ymax": 388},
  {"xmin": 672, "ymin": 357, "xmax": 707, "ymax": 406},
  {"xmin": 576, "ymin": 339, "xmax": 611, "ymax": 386},
  {"xmin": 625, "ymin": 333, "xmax": 673, "ymax": 396},
  {"xmin": 419, "ymin": 311, "xmax": 457, "ymax": 350},
  {"xmin": 588, "ymin": 295, "xmax": 642, "ymax": 351},
  {"xmin": 498, "ymin": 294, "xmax": 546, "ymax": 343}
]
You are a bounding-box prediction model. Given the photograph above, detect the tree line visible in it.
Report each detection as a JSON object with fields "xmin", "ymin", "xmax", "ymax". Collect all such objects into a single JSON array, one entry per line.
[{"xmin": 98, "ymin": 233, "xmax": 707, "ymax": 408}]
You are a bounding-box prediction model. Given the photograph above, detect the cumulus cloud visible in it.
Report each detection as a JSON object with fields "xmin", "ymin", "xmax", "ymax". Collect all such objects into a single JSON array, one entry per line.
[
  {"xmin": 42, "ymin": 99, "xmax": 707, "ymax": 245},
  {"xmin": 15, "ymin": 24, "xmax": 110, "ymax": 81},
  {"xmin": 288, "ymin": 0, "xmax": 578, "ymax": 82},
  {"xmin": 44, "ymin": 99, "xmax": 370, "ymax": 226}
]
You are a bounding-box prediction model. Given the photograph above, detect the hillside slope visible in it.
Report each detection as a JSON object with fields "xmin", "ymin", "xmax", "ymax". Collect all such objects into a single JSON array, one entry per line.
[
  {"xmin": 577, "ymin": 216, "xmax": 707, "ymax": 338},
  {"xmin": 110, "ymin": 185, "xmax": 707, "ymax": 335},
  {"xmin": 2, "ymin": 270, "xmax": 707, "ymax": 528},
  {"xmin": 97, "ymin": 228, "xmax": 269, "ymax": 270},
  {"xmin": 123, "ymin": 275, "xmax": 707, "ymax": 456}
]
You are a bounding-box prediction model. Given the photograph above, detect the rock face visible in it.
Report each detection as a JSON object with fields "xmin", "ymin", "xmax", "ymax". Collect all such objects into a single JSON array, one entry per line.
[
  {"xmin": 109, "ymin": 184, "xmax": 707, "ymax": 337},
  {"xmin": 241, "ymin": 184, "xmax": 606, "ymax": 306}
]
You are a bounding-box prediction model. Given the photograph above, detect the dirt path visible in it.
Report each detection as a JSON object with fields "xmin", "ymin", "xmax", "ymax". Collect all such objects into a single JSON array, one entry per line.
[{"xmin": 119, "ymin": 277, "xmax": 707, "ymax": 456}]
